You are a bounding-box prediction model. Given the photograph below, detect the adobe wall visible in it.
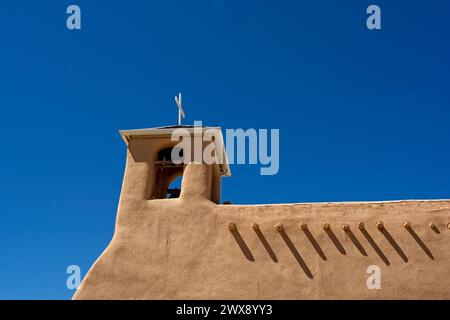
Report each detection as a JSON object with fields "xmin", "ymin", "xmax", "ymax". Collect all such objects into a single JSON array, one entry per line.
[{"xmin": 74, "ymin": 145, "xmax": 450, "ymax": 300}]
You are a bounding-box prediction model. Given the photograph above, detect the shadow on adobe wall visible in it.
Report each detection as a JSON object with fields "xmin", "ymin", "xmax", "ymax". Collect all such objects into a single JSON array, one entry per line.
[
  {"xmin": 302, "ymin": 226, "xmax": 327, "ymax": 261},
  {"xmin": 278, "ymin": 229, "xmax": 313, "ymax": 279},
  {"xmin": 407, "ymin": 227, "xmax": 434, "ymax": 260},
  {"xmin": 345, "ymin": 229, "xmax": 368, "ymax": 256},
  {"xmin": 325, "ymin": 228, "xmax": 346, "ymax": 255},
  {"xmin": 360, "ymin": 227, "xmax": 390, "ymax": 265},
  {"xmin": 230, "ymin": 227, "xmax": 255, "ymax": 262},
  {"xmin": 230, "ymin": 221, "xmax": 438, "ymax": 274},
  {"xmin": 381, "ymin": 227, "xmax": 408, "ymax": 263},
  {"xmin": 253, "ymin": 228, "xmax": 278, "ymax": 263}
]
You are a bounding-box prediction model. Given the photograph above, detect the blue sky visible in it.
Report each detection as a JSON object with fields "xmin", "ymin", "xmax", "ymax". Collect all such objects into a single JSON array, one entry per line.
[{"xmin": 0, "ymin": 0, "xmax": 449, "ymax": 299}]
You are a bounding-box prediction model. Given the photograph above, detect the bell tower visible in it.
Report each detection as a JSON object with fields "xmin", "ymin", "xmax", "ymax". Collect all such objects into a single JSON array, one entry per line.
[{"xmin": 118, "ymin": 125, "xmax": 230, "ymax": 204}]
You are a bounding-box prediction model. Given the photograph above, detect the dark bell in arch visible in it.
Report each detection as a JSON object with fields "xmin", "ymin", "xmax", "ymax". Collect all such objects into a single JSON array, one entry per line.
[{"xmin": 157, "ymin": 147, "xmax": 183, "ymax": 162}]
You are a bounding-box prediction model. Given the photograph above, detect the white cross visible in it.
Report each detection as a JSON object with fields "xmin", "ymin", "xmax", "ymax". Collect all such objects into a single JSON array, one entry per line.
[{"xmin": 175, "ymin": 93, "xmax": 185, "ymax": 126}]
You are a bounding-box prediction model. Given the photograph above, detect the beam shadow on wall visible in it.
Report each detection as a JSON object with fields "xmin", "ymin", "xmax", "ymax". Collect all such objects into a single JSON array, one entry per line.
[
  {"xmin": 325, "ymin": 229, "xmax": 346, "ymax": 255},
  {"xmin": 430, "ymin": 224, "xmax": 440, "ymax": 234},
  {"xmin": 407, "ymin": 227, "xmax": 434, "ymax": 260},
  {"xmin": 231, "ymin": 228, "xmax": 255, "ymax": 262},
  {"xmin": 279, "ymin": 229, "xmax": 313, "ymax": 279},
  {"xmin": 345, "ymin": 229, "xmax": 368, "ymax": 256},
  {"xmin": 301, "ymin": 227, "xmax": 327, "ymax": 261},
  {"xmin": 254, "ymin": 228, "xmax": 278, "ymax": 262},
  {"xmin": 360, "ymin": 228, "xmax": 390, "ymax": 265},
  {"xmin": 380, "ymin": 228, "xmax": 408, "ymax": 263}
]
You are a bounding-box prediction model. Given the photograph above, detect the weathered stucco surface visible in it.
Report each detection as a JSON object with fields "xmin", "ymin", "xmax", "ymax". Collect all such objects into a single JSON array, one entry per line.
[{"xmin": 74, "ymin": 137, "xmax": 450, "ymax": 300}]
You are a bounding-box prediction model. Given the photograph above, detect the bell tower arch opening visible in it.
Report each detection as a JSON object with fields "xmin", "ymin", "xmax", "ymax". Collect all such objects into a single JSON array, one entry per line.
[
  {"xmin": 119, "ymin": 125, "xmax": 231, "ymax": 203},
  {"xmin": 166, "ymin": 175, "xmax": 182, "ymax": 198},
  {"xmin": 153, "ymin": 146, "xmax": 184, "ymax": 199}
]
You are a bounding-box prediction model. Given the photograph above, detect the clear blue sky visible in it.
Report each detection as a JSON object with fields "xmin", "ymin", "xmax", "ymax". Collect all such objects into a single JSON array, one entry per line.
[{"xmin": 0, "ymin": 0, "xmax": 449, "ymax": 299}]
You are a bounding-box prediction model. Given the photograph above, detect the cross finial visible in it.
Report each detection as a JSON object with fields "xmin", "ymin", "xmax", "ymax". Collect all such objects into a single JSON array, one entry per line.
[{"xmin": 175, "ymin": 92, "xmax": 185, "ymax": 126}]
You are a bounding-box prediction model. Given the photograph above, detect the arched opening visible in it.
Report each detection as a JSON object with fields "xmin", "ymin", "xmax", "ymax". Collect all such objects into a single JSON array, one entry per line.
[
  {"xmin": 152, "ymin": 146, "xmax": 184, "ymax": 199},
  {"xmin": 157, "ymin": 147, "xmax": 183, "ymax": 162},
  {"xmin": 166, "ymin": 175, "xmax": 182, "ymax": 198}
]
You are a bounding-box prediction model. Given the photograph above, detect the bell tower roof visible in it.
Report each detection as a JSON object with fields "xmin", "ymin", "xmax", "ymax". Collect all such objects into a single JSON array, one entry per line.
[{"xmin": 119, "ymin": 125, "xmax": 231, "ymax": 177}]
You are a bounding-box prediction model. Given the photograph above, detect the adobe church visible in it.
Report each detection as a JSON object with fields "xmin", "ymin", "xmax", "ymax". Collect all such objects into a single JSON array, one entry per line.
[{"xmin": 74, "ymin": 124, "xmax": 450, "ymax": 299}]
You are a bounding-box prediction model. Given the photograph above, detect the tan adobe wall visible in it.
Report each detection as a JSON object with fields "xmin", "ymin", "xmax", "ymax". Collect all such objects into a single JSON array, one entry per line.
[{"xmin": 74, "ymin": 139, "xmax": 450, "ymax": 300}]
